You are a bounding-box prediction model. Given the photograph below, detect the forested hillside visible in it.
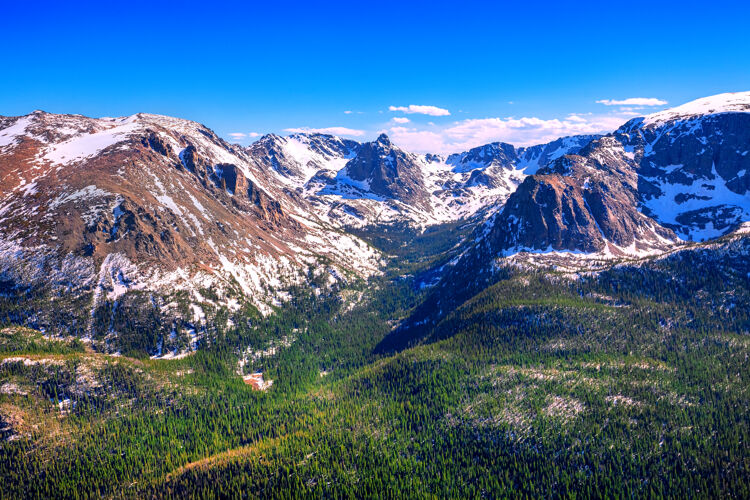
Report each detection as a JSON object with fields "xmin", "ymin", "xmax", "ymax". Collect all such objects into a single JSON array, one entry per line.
[{"xmin": 1, "ymin": 225, "xmax": 748, "ymax": 498}]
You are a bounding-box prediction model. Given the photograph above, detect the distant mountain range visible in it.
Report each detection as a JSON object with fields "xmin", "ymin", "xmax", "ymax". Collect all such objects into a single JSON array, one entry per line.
[{"xmin": 1, "ymin": 91, "xmax": 748, "ymax": 353}]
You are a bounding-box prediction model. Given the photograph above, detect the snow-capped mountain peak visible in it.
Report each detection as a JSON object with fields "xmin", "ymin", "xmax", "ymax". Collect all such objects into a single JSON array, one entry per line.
[
  {"xmin": 643, "ymin": 91, "xmax": 750, "ymax": 126},
  {"xmin": 246, "ymin": 132, "xmax": 359, "ymax": 188}
]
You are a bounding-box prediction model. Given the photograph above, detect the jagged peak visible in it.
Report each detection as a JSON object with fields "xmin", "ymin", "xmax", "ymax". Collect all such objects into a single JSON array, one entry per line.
[
  {"xmin": 423, "ymin": 153, "xmax": 444, "ymax": 163},
  {"xmin": 288, "ymin": 132, "xmax": 339, "ymax": 141},
  {"xmin": 254, "ymin": 133, "xmax": 285, "ymax": 146},
  {"xmin": 457, "ymin": 141, "xmax": 515, "ymax": 157},
  {"xmin": 285, "ymin": 132, "xmax": 359, "ymax": 152},
  {"xmin": 375, "ymin": 133, "xmax": 391, "ymax": 146}
]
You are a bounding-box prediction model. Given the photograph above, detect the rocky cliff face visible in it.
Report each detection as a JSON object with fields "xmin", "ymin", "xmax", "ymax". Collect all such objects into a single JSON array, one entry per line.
[
  {"xmin": 516, "ymin": 135, "xmax": 602, "ymax": 173},
  {"xmin": 0, "ymin": 111, "xmax": 380, "ymax": 345},
  {"xmin": 391, "ymin": 93, "xmax": 750, "ymax": 341},
  {"xmin": 466, "ymin": 92, "xmax": 750, "ymax": 261},
  {"xmin": 336, "ymin": 134, "xmax": 431, "ymax": 211},
  {"xmin": 486, "ymin": 138, "xmax": 677, "ymax": 257},
  {"xmin": 614, "ymin": 95, "xmax": 750, "ymax": 240}
]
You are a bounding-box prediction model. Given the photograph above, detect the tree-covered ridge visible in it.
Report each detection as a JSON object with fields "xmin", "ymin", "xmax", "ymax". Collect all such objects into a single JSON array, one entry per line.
[{"xmin": 0, "ymin": 228, "xmax": 748, "ymax": 498}]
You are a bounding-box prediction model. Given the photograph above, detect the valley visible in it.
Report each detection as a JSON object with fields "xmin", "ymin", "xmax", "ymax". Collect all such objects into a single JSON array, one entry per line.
[{"xmin": 0, "ymin": 92, "xmax": 749, "ymax": 498}]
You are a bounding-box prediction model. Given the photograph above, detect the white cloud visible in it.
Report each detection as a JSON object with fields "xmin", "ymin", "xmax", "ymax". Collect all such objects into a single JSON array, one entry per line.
[
  {"xmin": 344, "ymin": 110, "xmax": 353, "ymax": 114},
  {"xmin": 386, "ymin": 112, "xmax": 634, "ymax": 154},
  {"xmin": 386, "ymin": 127, "xmax": 445, "ymax": 152},
  {"xmin": 617, "ymin": 108, "xmax": 642, "ymax": 116},
  {"xmin": 388, "ymin": 104, "xmax": 451, "ymax": 116},
  {"xmin": 565, "ymin": 114, "xmax": 588, "ymax": 123},
  {"xmin": 596, "ymin": 97, "xmax": 668, "ymax": 106},
  {"xmin": 284, "ymin": 126, "xmax": 365, "ymax": 137},
  {"xmin": 227, "ymin": 132, "xmax": 262, "ymax": 142},
  {"xmin": 392, "ymin": 117, "xmax": 410, "ymax": 124}
]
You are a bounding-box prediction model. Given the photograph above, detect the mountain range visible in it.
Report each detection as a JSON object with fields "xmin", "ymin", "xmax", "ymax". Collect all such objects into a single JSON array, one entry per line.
[{"xmin": 1, "ymin": 91, "xmax": 749, "ymax": 356}]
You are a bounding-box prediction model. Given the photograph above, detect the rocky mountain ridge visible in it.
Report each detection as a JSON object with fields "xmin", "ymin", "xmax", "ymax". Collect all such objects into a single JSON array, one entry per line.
[
  {"xmin": 386, "ymin": 91, "xmax": 750, "ymax": 338},
  {"xmin": 0, "ymin": 111, "xmax": 380, "ymax": 353},
  {"xmin": 2, "ymin": 91, "xmax": 749, "ymax": 354},
  {"xmin": 456, "ymin": 91, "xmax": 750, "ymax": 265}
]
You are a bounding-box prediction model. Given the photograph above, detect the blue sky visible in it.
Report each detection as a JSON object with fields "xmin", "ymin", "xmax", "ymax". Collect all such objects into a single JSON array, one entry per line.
[{"xmin": 3, "ymin": 0, "xmax": 749, "ymax": 153}]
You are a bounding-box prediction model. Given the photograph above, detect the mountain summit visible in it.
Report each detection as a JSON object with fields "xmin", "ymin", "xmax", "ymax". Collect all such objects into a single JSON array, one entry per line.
[{"xmin": 336, "ymin": 134, "xmax": 431, "ymax": 211}]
